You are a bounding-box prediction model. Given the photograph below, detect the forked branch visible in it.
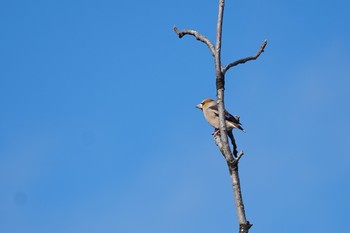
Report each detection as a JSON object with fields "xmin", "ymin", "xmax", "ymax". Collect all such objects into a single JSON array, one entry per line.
[
  {"xmin": 174, "ymin": 26, "xmax": 215, "ymax": 57},
  {"xmin": 214, "ymin": 131, "xmax": 245, "ymax": 163}
]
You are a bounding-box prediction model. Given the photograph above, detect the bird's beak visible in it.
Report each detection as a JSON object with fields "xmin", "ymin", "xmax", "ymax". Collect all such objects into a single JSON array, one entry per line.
[{"xmin": 196, "ymin": 104, "xmax": 202, "ymax": 109}]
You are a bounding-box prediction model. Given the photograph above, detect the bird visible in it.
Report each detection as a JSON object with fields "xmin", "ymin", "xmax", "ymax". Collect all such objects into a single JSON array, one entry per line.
[{"xmin": 196, "ymin": 98, "xmax": 244, "ymax": 132}]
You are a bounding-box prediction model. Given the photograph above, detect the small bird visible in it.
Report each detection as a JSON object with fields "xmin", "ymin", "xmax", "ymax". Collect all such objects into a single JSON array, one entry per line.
[{"xmin": 196, "ymin": 98, "xmax": 244, "ymax": 132}]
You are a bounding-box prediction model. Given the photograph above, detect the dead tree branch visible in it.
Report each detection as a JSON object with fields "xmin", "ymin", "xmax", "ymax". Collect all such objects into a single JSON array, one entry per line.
[
  {"xmin": 215, "ymin": 0, "xmax": 233, "ymax": 164},
  {"xmin": 214, "ymin": 2, "xmax": 252, "ymax": 232},
  {"xmin": 223, "ymin": 40, "xmax": 267, "ymax": 74},
  {"xmin": 227, "ymin": 130, "xmax": 238, "ymax": 157},
  {"xmin": 174, "ymin": 26, "xmax": 215, "ymax": 57},
  {"xmin": 174, "ymin": 0, "xmax": 266, "ymax": 232}
]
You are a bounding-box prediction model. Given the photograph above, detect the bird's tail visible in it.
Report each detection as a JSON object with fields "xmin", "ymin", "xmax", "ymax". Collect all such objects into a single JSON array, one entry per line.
[{"xmin": 233, "ymin": 115, "xmax": 245, "ymax": 132}]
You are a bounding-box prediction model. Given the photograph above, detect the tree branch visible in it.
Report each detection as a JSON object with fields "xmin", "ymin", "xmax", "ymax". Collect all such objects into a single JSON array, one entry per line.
[
  {"xmin": 228, "ymin": 163, "xmax": 252, "ymax": 233},
  {"xmin": 174, "ymin": 26, "xmax": 215, "ymax": 57},
  {"xmin": 228, "ymin": 130, "xmax": 238, "ymax": 158},
  {"xmin": 236, "ymin": 150, "xmax": 244, "ymax": 162},
  {"xmin": 222, "ymin": 39, "xmax": 267, "ymax": 74},
  {"xmin": 214, "ymin": 131, "xmax": 245, "ymax": 163},
  {"xmin": 215, "ymin": 0, "xmax": 232, "ymax": 163},
  {"xmin": 213, "ymin": 131, "xmax": 227, "ymax": 159},
  {"xmin": 214, "ymin": 1, "xmax": 252, "ymax": 233},
  {"xmin": 174, "ymin": 0, "xmax": 267, "ymax": 232}
]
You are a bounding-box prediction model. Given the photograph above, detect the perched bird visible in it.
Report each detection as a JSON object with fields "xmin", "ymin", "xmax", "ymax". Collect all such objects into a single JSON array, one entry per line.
[{"xmin": 196, "ymin": 98, "xmax": 244, "ymax": 132}]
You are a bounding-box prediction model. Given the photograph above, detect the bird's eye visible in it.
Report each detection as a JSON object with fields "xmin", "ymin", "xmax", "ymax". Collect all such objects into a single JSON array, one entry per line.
[{"xmin": 201, "ymin": 102, "xmax": 204, "ymax": 105}]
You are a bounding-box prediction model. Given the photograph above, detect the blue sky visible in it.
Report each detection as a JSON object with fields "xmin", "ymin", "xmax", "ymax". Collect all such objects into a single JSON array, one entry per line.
[{"xmin": 1, "ymin": 0, "xmax": 349, "ymax": 232}]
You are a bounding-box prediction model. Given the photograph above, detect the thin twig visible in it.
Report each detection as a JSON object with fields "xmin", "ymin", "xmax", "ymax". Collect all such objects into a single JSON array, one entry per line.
[
  {"xmin": 174, "ymin": 26, "xmax": 215, "ymax": 57},
  {"xmin": 236, "ymin": 151, "xmax": 244, "ymax": 162},
  {"xmin": 228, "ymin": 130, "xmax": 238, "ymax": 158},
  {"xmin": 222, "ymin": 40, "xmax": 267, "ymax": 74}
]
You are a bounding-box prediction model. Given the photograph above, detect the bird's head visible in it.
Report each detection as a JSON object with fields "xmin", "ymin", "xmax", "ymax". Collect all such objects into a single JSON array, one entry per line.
[{"xmin": 196, "ymin": 98, "xmax": 216, "ymax": 110}]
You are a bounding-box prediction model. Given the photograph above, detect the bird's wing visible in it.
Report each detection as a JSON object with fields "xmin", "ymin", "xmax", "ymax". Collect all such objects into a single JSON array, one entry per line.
[
  {"xmin": 207, "ymin": 105, "xmax": 219, "ymax": 116},
  {"xmin": 208, "ymin": 105, "xmax": 244, "ymax": 131},
  {"xmin": 208, "ymin": 105, "xmax": 240, "ymax": 124},
  {"xmin": 225, "ymin": 111, "xmax": 244, "ymax": 131},
  {"xmin": 224, "ymin": 110, "xmax": 241, "ymax": 125}
]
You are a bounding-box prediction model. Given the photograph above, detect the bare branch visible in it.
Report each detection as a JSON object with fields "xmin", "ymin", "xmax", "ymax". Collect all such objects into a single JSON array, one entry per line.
[
  {"xmin": 215, "ymin": 0, "xmax": 232, "ymax": 163},
  {"xmin": 222, "ymin": 40, "xmax": 267, "ymax": 74},
  {"xmin": 173, "ymin": 25, "xmax": 215, "ymax": 57},
  {"xmin": 228, "ymin": 130, "xmax": 238, "ymax": 158},
  {"xmin": 214, "ymin": 1, "xmax": 252, "ymax": 232},
  {"xmin": 213, "ymin": 130, "xmax": 227, "ymax": 158},
  {"xmin": 236, "ymin": 150, "xmax": 244, "ymax": 161},
  {"xmin": 215, "ymin": 131, "xmax": 244, "ymax": 163},
  {"xmin": 215, "ymin": 0, "xmax": 225, "ymax": 68},
  {"xmin": 174, "ymin": 0, "xmax": 267, "ymax": 232},
  {"xmin": 228, "ymin": 161, "xmax": 249, "ymax": 232}
]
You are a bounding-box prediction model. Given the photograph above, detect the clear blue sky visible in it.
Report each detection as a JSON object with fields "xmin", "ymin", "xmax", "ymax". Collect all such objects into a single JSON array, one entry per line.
[{"xmin": 1, "ymin": 0, "xmax": 349, "ymax": 232}]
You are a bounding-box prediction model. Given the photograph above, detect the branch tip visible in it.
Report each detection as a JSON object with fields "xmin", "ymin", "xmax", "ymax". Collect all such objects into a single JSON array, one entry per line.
[
  {"xmin": 172, "ymin": 26, "xmax": 216, "ymax": 57},
  {"xmin": 237, "ymin": 150, "xmax": 244, "ymax": 161},
  {"xmin": 223, "ymin": 39, "xmax": 268, "ymax": 74},
  {"xmin": 173, "ymin": 25, "xmax": 182, "ymax": 38},
  {"xmin": 261, "ymin": 39, "xmax": 268, "ymax": 52}
]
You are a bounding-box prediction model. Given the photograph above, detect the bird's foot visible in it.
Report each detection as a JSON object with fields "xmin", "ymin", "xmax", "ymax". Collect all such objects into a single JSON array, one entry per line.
[{"xmin": 212, "ymin": 129, "xmax": 220, "ymax": 137}]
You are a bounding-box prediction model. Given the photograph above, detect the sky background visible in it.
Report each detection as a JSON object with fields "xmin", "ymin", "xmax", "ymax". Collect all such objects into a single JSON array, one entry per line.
[{"xmin": 1, "ymin": 0, "xmax": 349, "ymax": 233}]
